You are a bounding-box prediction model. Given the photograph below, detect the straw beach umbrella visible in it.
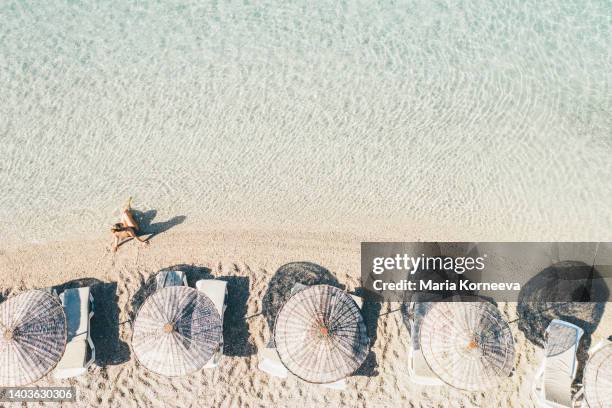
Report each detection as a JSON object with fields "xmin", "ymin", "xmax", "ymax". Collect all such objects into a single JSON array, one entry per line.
[
  {"xmin": 132, "ymin": 286, "xmax": 222, "ymax": 377},
  {"xmin": 583, "ymin": 342, "xmax": 612, "ymax": 408},
  {"xmin": 419, "ymin": 299, "xmax": 515, "ymax": 391},
  {"xmin": 0, "ymin": 290, "xmax": 67, "ymax": 386},
  {"xmin": 274, "ymin": 285, "xmax": 369, "ymax": 383}
]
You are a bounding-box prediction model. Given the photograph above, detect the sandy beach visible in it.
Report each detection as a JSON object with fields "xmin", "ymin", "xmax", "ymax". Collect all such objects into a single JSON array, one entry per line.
[
  {"xmin": 1, "ymin": 228, "xmax": 610, "ymax": 407},
  {"xmin": 1, "ymin": 1, "xmax": 611, "ymax": 407}
]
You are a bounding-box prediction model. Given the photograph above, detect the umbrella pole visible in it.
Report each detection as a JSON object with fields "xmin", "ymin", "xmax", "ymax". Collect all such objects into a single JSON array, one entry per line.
[{"xmin": 3, "ymin": 328, "xmax": 13, "ymax": 341}]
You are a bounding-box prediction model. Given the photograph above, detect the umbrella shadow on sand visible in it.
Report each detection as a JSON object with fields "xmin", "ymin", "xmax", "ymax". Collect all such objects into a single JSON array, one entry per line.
[
  {"xmin": 53, "ymin": 278, "xmax": 130, "ymax": 367},
  {"xmin": 0, "ymin": 286, "xmax": 16, "ymax": 303},
  {"xmin": 130, "ymin": 264, "xmax": 255, "ymax": 358},
  {"xmin": 353, "ymin": 287, "xmax": 381, "ymax": 378},
  {"xmin": 129, "ymin": 275, "xmax": 158, "ymax": 321},
  {"xmin": 131, "ymin": 209, "xmax": 186, "ymax": 241},
  {"xmin": 262, "ymin": 262, "xmax": 344, "ymax": 333},
  {"xmin": 517, "ymin": 261, "xmax": 609, "ymax": 383}
]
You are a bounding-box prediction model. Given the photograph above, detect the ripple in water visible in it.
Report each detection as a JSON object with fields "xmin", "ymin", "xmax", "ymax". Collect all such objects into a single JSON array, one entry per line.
[{"xmin": 0, "ymin": 0, "xmax": 610, "ymax": 243}]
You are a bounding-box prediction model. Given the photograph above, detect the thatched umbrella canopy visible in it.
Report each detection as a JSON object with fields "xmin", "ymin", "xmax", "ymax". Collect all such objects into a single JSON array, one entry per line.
[
  {"xmin": 419, "ymin": 299, "xmax": 515, "ymax": 391},
  {"xmin": 274, "ymin": 284, "xmax": 369, "ymax": 383},
  {"xmin": 584, "ymin": 342, "xmax": 612, "ymax": 408},
  {"xmin": 132, "ymin": 286, "xmax": 222, "ymax": 377},
  {"xmin": 0, "ymin": 290, "xmax": 67, "ymax": 386},
  {"xmin": 262, "ymin": 262, "xmax": 341, "ymax": 332}
]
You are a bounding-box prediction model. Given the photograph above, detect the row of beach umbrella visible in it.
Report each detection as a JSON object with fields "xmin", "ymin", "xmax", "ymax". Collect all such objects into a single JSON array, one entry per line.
[{"xmin": 1, "ymin": 286, "xmax": 610, "ymax": 406}]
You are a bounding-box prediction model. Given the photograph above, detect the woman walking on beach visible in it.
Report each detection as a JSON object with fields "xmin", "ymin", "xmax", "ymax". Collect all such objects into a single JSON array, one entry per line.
[{"xmin": 111, "ymin": 197, "xmax": 149, "ymax": 252}]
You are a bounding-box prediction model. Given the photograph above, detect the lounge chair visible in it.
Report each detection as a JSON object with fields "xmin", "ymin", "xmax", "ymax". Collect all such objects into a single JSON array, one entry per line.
[
  {"xmin": 533, "ymin": 319, "xmax": 584, "ymax": 408},
  {"xmin": 258, "ymin": 340, "xmax": 289, "ymax": 379},
  {"xmin": 405, "ymin": 300, "xmax": 444, "ymax": 386},
  {"xmin": 258, "ymin": 283, "xmax": 364, "ymax": 390},
  {"xmin": 196, "ymin": 279, "xmax": 227, "ymax": 368},
  {"xmin": 156, "ymin": 270, "xmax": 187, "ymax": 288},
  {"xmin": 53, "ymin": 287, "xmax": 95, "ymax": 379}
]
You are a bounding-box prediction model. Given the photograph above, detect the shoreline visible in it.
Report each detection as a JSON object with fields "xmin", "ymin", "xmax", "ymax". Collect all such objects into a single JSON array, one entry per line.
[{"xmin": 4, "ymin": 215, "xmax": 612, "ymax": 253}]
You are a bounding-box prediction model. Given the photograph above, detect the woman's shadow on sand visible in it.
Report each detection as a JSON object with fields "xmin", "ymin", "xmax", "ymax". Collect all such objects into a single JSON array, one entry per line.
[{"xmin": 131, "ymin": 209, "xmax": 186, "ymax": 241}]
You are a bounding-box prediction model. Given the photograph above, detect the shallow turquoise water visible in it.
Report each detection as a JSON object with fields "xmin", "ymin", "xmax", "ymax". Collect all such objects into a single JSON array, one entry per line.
[{"xmin": 0, "ymin": 1, "xmax": 610, "ymax": 243}]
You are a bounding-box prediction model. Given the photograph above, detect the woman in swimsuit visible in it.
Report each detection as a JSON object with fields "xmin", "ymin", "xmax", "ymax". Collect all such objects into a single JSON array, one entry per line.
[{"xmin": 111, "ymin": 197, "xmax": 149, "ymax": 252}]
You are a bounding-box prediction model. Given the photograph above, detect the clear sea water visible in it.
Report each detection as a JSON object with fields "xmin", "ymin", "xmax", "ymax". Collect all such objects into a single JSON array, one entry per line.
[{"xmin": 0, "ymin": 1, "xmax": 610, "ymax": 244}]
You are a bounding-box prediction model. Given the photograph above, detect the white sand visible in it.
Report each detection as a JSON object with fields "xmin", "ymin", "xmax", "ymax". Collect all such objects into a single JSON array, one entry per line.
[{"xmin": 1, "ymin": 229, "xmax": 610, "ymax": 407}]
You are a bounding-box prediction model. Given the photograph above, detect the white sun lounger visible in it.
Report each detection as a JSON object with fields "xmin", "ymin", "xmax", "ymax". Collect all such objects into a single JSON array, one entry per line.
[
  {"xmin": 534, "ymin": 319, "xmax": 584, "ymax": 408},
  {"xmin": 258, "ymin": 343, "xmax": 289, "ymax": 379},
  {"xmin": 258, "ymin": 283, "xmax": 363, "ymax": 390},
  {"xmin": 156, "ymin": 270, "xmax": 188, "ymax": 288},
  {"xmin": 53, "ymin": 287, "xmax": 95, "ymax": 379},
  {"xmin": 406, "ymin": 301, "xmax": 444, "ymax": 386},
  {"xmin": 196, "ymin": 279, "xmax": 227, "ymax": 368}
]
